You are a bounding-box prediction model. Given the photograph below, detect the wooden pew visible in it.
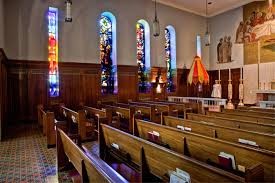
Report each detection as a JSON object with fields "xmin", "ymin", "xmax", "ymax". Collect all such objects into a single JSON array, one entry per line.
[
  {"xmin": 207, "ymin": 111, "xmax": 275, "ymax": 125},
  {"xmin": 100, "ymin": 124, "xmax": 263, "ymax": 183},
  {"xmin": 56, "ymin": 128, "xmax": 128, "ymax": 183},
  {"xmin": 238, "ymin": 106, "xmax": 275, "ymax": 113},
  {"xmin": 37, "ymin": 104, "xmax": 56, "ymax": 148},
  {"xmin": 103, "ymin": 105, "xmax": 135, "ymax": 134},
  {"xmin": 83, "ymin": 106, "xmax": 109, "ymax": 135},
  {"xmin": 187, "ymin": 113, "xmax": 275, "ymax": 135},
  {"xmin": 223, "ymin": 108, "xmax": 275, "ymax": 118},
  {"xmin": 141, "ymin": 100, "xmax": 193, "ymax": 118},
  {"xmin": 129, "ymin": 101, "xmax": 168, "ymax": 123},
  {"xmin": 135, "ymin": 119, "xmax": 274, "ymax": 182},
  {"xmin": 61, "ymin": 106, "xmax": 94, "ymax": 141},
  {"xmin": 163, "ymin": 116, "xmax": 275, "ymax": 152}
]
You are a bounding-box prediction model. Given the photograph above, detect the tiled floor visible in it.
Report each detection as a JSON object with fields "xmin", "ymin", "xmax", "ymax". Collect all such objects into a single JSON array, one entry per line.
[{"xmin": 0, "ymin": 124, "xmax": 72, "ymax": 183}]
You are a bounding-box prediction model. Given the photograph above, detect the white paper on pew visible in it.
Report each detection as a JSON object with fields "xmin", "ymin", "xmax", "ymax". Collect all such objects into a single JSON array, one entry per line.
[
  {"xmin": 84, "ymin": 110, "xmax": 88, "ymax": 115},
  {"xmin": 71, "ymin": 116, "xmax": 77, "ymax": 123},
  {"xmin": 238, "ymin": 138, "xmax": 258, "ymax": 147},
  {"xmin": 176, "ymin": 168, "xmax": 191, "ymax": 183},
  {"xmin": 153, "ymin": 131, "xmax": 160, "ymax": 136},
  {"xmin": 176, "ymin": 125, "xmax": 185, "ymax": 131},
  {"xmin": 63, "ymin": 110, "xmax": 67, "ymax": 117},
  {"xmin": 184, "ymin": 127, "xmax": 192, "ymax": 131},
  {"xmin": 111, "ymin": 143, "xmax": 119, "ymax": 150}
]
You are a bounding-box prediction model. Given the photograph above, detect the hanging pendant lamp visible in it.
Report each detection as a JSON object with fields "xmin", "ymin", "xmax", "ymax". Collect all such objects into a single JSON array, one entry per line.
[
  {"xmin": 65, "ymin": 0, "xmax": 72, "ymax": 22},
  {"xmin": 204, "ymin": 0, "xmax": 211, "ymax": 46},
  {"xmin": 153, "ymin": 0, "xmax": 160, "ymax": 37}
]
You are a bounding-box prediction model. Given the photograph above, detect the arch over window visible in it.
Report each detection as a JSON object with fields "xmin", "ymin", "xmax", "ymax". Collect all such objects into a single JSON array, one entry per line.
[
  {"xmin": 99, "ymin": 12, "xmax": 117, "ymax": 94},
  {"xmin": 196, "ymin": 35, "xmax": 202, "ymax": 57},
  {"xmin": 48, "ymin": 7, "xmax": 59, "ymax": 97},
  {"xmin": 136, "ymin": 19, "xmax": 150, "ymax": 93},
  {"xmin": 165, "ymin": 25, "xmax": 176, "ymax": 92}
]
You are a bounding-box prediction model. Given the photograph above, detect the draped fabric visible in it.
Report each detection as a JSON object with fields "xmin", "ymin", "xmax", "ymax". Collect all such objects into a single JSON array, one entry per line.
[{"xmin": 187, "ymin": 56, "xmax": 209, "ymax": 85}]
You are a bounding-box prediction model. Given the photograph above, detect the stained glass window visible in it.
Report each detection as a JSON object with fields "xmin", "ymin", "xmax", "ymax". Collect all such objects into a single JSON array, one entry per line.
[
  {"xmin": 100, "ymin": 15, "xmax": 115, "ymax": 94},
  {"xmin": 165, "ymin": 27, "xmax": 176, "ymax": 92},
  {"xmin": 136, "ymin": 23, "xmax": 148, "ymax": 93},
  {"xmin": 196, "ymin": 35, "xmax": 202, "ymax": 57},
  {"xmin": 48, "ymin": 7, "xmax": 59, "ymax": 97}
]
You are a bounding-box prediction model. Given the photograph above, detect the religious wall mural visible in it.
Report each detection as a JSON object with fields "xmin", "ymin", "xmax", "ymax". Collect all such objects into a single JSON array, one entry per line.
[
  {"xmin": 217, "ymin": 36, "xmax": 233, "ymax": 63},
  {"xmin": 236, "ymin": 0, "xmax": 275, "ymax": 64}
]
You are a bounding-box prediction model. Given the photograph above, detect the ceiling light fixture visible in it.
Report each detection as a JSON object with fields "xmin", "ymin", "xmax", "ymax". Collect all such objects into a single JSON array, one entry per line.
[
  {"xmin": 153, "ymin": 0, "xmax": 160, "ymax": 37},
  {"xmin": 65, "ymin": 0, "xmax": 72, "ymax": 22},
  {"xmin": 204, "ymin": 0, "xmax": 211, "ymax": 46}
]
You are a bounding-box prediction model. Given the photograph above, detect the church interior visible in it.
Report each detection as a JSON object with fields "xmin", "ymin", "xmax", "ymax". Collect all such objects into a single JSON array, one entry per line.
[{"xmin": 0, "ymin": 0, "xmax": 275, "ymax": 182}]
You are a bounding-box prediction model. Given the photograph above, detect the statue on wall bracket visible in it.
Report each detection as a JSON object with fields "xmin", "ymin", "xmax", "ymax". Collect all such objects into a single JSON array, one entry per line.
[{"xmin": 217, "ymin": 36, "xmax": 233, "ymax": 64}]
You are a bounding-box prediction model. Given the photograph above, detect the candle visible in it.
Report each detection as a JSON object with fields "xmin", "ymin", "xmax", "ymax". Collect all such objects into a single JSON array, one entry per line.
[
  {"xmin": 229, "ymin": 68, "xmax": 231, "ymax": 80},
  {"xmin": 218, "ymin": 69, "xmax": 221, "ymax": 81}
]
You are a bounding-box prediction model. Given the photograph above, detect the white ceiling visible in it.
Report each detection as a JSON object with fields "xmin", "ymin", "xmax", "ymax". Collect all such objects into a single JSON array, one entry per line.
[{"xmin": 156, "ymin": 0, "xmax": 266, "ymax": 17}]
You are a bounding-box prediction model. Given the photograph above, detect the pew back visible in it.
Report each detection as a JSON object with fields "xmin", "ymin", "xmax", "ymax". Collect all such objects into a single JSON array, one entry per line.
[
  {"xmin": 100, "ymin": 124, "xmax": 250, "ymax": 183},
  {"xmin": 135, "ymin": 119, "xmax": 274, "ymax": 182},
  {"xmin": 207, "ymin": 111, "xmax": 275, "ymax": 125},
  {"xmin": 187, "ymin": 113, "xmax": 275, "ymax": 134},
  {"xmin": 223, "ymin": 109, "xmax": 275, "ymax": 118},
  {"xmin": 163, "ymin": 116, "xmax": 275, "ymax": 151},
  {"xmin": 57, "ymin": 128, "xmax": 128, "ymax": 183}
]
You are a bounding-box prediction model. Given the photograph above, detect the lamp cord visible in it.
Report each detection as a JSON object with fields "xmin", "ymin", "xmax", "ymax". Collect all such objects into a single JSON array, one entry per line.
[{"xmin": 155, "ymin": 0, "xmax": 157, "ymax": 20}]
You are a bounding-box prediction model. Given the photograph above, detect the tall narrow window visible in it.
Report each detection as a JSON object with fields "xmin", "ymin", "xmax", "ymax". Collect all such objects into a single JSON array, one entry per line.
[
  {"xmin": 196, "ymin": 35, "xmax": 202, "ymax": 58},
  {"xmin": 165, "ymin": 26, "xmax": 176, "ymax": 92},
  {"xmin": 48, "ymin": 7, "xmax": 59, "ymax": 97},
  {"xmin": 136, "ymin": 19, "xmax": 150, "ymax": 93},
  {"xmin": 100, "ymin": 12, "xmax": 117, "ymax": 94}
]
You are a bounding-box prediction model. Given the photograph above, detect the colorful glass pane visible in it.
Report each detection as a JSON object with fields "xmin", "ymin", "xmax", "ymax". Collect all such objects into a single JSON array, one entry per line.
[
  {"xmin": 100, "ymin": 15, "xmax": 115, "ymax": 94},
  {"xmin": 165, "ymin": 28, "xmax": 175, "ymax": 92},
  {"xmin": 136, "ymin": 23, "xmax": 148, "ymax": 93},
  {"xmin": 48, "ymin": 7, "xmax": 59, "ymax": 97}
]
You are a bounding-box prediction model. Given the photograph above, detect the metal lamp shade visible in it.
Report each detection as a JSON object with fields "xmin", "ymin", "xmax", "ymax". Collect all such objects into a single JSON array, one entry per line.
[
  {"xmin": 65, "ymin": 0, "xmax": 72, "ymax": 22},
  {"xmin": 153, "ymin": 18, "xmax": 160, "ymax": 37}
]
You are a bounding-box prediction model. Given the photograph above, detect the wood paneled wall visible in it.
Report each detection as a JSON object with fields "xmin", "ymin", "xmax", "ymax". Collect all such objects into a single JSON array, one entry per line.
[
  {"xmin": 6, "ymin": 60, "xmax": 101, "ymax": 122},
  {"xmin": 1, "ymin": 48, "xmax": 241, "ymax": 127},
  {"xmin": 0, "ymin": 49, "xmax": 8, "ymax": 140},
  {"xmin": 117, "ymin": 65, "xmax": 138, "ymax": 102}
]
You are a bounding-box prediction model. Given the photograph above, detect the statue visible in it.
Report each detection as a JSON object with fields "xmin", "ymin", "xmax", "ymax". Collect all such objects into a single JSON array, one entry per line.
[{"xmin": 211, "ymin": 80, "xmax": 222, "ymax": 98}]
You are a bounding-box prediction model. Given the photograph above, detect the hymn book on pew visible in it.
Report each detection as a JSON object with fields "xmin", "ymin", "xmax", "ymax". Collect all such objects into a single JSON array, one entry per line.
[
  {"xmin": 169, "ymin": 168, "xmax": 191, "ymax": 183},
  {"xmin": 148, "ymin": 131, "xmax": 160, "ymax": 142},
  {"xmin": 218, "ymin": 152, "xmax": 236, "ymax": 170}
]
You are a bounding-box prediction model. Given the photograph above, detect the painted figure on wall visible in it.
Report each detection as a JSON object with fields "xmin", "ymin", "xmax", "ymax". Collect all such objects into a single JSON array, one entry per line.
[
  {"xmin": 240, "ymin": 0, "xmax": 275, "ymax": 64},
  {"xmin": 217, "ymin": 36, "xmax": 232, "ymax": 63},
  {"xmin": 236, "ymin": 1, "xmax": 275, "ymax": 44}
]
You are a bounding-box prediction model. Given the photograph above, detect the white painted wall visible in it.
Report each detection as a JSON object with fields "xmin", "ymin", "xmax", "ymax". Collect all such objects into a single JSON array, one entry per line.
[
  {"xmin": 0, "ymin": 0, "xmax": 4, "ymax": 49},
  {"xmin": 3, "ymin": 0, "xmax": 209, "ymax": 69},
  {"xmin": 209, "ymin": 7, "xmax": 244, "ymax": 70}
]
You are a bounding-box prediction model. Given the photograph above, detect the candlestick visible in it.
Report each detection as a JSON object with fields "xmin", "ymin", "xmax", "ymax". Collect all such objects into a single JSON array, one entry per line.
[
  {"xmin": 229, "ymin": 68, "xmax": 231, "ymax": 80},
  {"xmin": 218, "ymin": 69, "xmax": 221, "ymax": 81},
  {"xmin": 240, "ymin": 67, "xmax": 242, "ymax": 80}
]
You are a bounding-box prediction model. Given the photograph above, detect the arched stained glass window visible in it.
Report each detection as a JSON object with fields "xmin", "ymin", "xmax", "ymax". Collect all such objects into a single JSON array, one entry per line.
[
  {"xmin": 136, "ymin": 19, "xmax": 150, "ymax": 93},
  {"xmin": 165, "ymin": 26, "xmax": 176, "ymax": 92},
  {"xmin": 196, "ymin": 35, "xmax": 202, "ymax": 57},
  {"xmin": 100, "ymin": 12, "xmax": 117, "ymax": 94},
  {"xmin": 48, "ymin": 7, "xmax": 59, "ymax": 97}
]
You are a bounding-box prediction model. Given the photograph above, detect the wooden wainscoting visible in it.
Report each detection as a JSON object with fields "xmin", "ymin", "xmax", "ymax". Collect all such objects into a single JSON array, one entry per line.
[
  {"xmin": 0, "ymin": 49, "xmax": 8, "ymax": 140},
  {"xmin": 117, "ymin": 65, "xmax": 138, "ymax": 103},
  {"xmin": 6, "ymin": 59, "xmax": 101, "ymax": 123}
]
